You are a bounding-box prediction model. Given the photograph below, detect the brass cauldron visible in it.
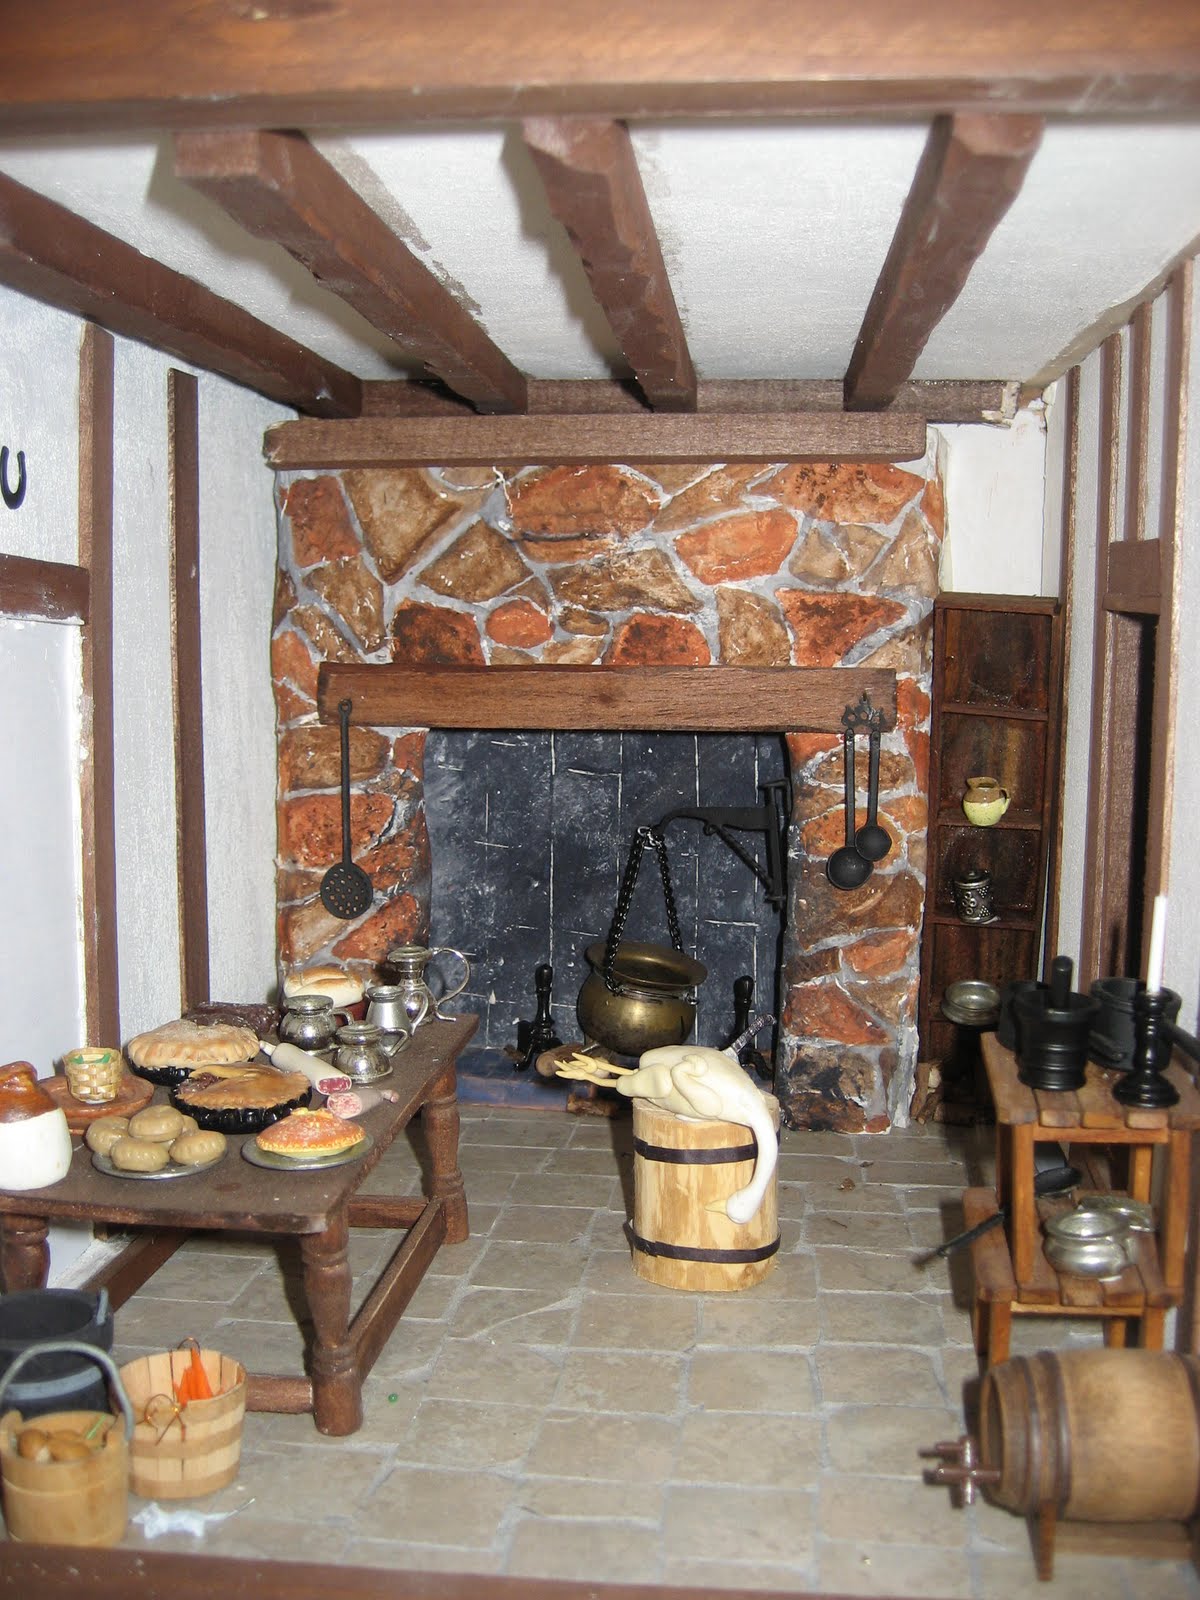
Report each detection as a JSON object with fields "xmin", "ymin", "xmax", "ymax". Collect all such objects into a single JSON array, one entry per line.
[{"xmin": 576, "ymin": 940, "xmax": 707, "ymax": 1058}]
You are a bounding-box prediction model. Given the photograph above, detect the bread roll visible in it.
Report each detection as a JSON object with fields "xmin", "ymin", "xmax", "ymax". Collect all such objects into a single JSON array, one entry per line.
[
  {"xmin": 282, "ymin": 965, "xmax": 364, "ymax": 1009},
  {"xmin": 128, "ymin": 1104, "xmax": 188, "ymax": 1143},
  {"xmin": 109, "ymin": 1136, "xmax": 170, "ymax": 1172},
  {"xmin": 85, "ymin": 1116, "xmax": 130, "ymax": 1155},
  {"xmin": 168, "ymin": 1130, "xmax": 226, "ymax": 1166}
]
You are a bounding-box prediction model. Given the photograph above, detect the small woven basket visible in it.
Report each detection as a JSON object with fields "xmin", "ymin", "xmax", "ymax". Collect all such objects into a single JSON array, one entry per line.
[{"xmin": 118, "ymin": 1345, "xmax": 245, "ymax": 1499}]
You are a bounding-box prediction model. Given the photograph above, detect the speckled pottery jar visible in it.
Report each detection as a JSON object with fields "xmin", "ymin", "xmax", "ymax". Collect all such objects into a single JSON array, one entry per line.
[{"xmin": 0, "ymin": 1062, "xmax": 73, "ymax": 1191}]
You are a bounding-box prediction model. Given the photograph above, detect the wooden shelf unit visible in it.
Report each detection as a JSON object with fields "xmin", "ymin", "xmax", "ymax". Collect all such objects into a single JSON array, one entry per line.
[
  {"xmin": 918, "ymin": 594, "xmax": 1065, "ymax": 1069},
  {"xmin": 968, "ymin": 1032, "xmax": 1200, "ymax": 1367}
]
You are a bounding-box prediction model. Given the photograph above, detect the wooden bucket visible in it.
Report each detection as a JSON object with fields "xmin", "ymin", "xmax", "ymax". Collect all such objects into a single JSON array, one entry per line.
[
  {"xmin": 981, "ymin": 1349, "xmax": 1200, "ymax": 1523},
  {"xmin": 631, "ymin": 1095, "xmax": 780, "ymax": 1291},
  {"xmin": 0, "ymin": 1341, "xmax": 133, "ymax": 1547},
  {"xmin": 119, "ymin": 1346, "xmax": 246, "ymax": 1499}
]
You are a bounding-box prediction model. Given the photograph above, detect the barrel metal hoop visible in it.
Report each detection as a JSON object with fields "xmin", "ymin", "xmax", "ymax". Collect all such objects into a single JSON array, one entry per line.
[
  {"xmin": 1046, "ymin": 1352, "xmax": 1072, "ymax": 1516},
  {"xmin": 633, "ymin": 1135, "xmax": 758, "ymax": 1166},
  {"xmin": 630, "ymin": 1230, "xmax": 780, "ymax": 1264},
  {"xmin": 1180, "ymin": 1356, "xmax": 1200, "ymax": 1520}
]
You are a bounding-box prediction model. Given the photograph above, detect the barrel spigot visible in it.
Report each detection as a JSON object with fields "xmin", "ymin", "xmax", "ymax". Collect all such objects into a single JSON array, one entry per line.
[{"xmin": 920, "ymin": 1435, "xmax": 1000, "ymax": 1506}]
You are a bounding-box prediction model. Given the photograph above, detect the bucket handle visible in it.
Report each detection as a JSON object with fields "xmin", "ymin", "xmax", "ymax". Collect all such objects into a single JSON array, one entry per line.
[{"xmin": 0, "ymin": 1340, "xmax": 134, "ymax": 1441}]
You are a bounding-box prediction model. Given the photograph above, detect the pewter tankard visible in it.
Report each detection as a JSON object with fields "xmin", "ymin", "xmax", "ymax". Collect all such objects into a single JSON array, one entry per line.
[{"xmin": 383, "ymin": 945, "xmax": 472, "ymax": 1027}]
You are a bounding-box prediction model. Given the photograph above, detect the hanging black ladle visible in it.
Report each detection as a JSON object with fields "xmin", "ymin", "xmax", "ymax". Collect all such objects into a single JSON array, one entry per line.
[
  {"xmin": 855, "ymin": 722, "xmax": 891, "ymax": 863},
  {"xmin": 827, "ymin": 725, "xmax": 873, "ymax": 890}
]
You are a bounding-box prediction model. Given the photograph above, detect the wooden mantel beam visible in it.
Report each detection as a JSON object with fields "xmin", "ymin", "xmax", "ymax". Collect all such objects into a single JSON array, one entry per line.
[
  {"xmin": 0, "ymin": 170, "xmax": 361, "ymax": 418},
  {"xmin": 522, "ymin": 118, "xmax": 697, "ymax": 412},
  {"xmin": 265, "ymin": 409, "xmax": 927, "ymax": 469},
  {"xmin": 844, "ymin": 114, "xmax": 1043, "ymax": 410},
  {"xmin": 175, "ymin": 129, "xmax": 527, "ymax": 416},
  {"xmin": 2, "ymin": 3, "xmax": 1199, "ymax": 131},
  {"xmin": 318, "ymin": 664, "xmax": 898, "ymax": 734}
]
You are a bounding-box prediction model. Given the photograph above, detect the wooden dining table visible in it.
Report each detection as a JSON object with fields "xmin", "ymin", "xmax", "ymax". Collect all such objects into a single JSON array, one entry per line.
[{"xmin": 0, "ymin": 1015, "xmax": 475, "ymax": 1436}]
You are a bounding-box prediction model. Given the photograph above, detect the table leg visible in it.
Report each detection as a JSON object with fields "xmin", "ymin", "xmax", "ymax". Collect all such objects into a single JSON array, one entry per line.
[
  {"xmin": 300, "ymin": 1211, "xmax": 360, "ymax": 1436},
  {"xmin": 424, "ymin": 1062, "xmax": 469, "ymax": 1245},
  {"xmin": 0, "ymin": 1213, "xmax": 49, "ymax": 1291},
  {"xmin": 1010, "ymin": 1126, "xmax": 1036, "ymax": 1286}
]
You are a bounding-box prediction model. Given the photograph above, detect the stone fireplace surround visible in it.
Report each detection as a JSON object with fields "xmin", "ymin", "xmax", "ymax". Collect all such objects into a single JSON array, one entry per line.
[{"xmin": 270, "ymin": 452, "xmax": 941, "ymax": 1130}]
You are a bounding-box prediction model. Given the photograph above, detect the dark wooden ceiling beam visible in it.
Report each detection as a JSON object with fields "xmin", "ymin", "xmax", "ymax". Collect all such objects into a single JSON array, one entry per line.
[
  {"xmin": 2, "ymin": 2, "xmax": 1199, "ymax": 130},
  {"xmin": 264, "ymin": 409, "xmax": 926, "ymax": 469},
  {"xmin": 844, "ymin": 114, "xmax": 1044, "ymax": 410},
  {"xmin": 175, "ymin": 129, "xmax": 527, "ymax": 416},
  {"xmin": 0, "ymin": 170, "xmax": 360, "ymax": 417},
  {"xmin": 361, "ymin": 376, "xmax": 1013, "ymax": 424},
  {"xmin": 522, "ymin": 117, "xmax": 696, "ymax": 412}
]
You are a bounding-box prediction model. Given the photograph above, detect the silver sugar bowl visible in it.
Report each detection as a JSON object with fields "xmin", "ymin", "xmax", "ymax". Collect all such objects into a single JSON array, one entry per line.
[
  {"xmin": 279, "ymin": 993, "xmax": 339, "ymax": 1052},
  {"xmin": 332, "ymin": 1021, "xmax": 393, "ymax": 1083}
]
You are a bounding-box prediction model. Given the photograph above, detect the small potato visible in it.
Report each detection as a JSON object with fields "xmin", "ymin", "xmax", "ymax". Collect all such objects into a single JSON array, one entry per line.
[
  {"xmin": 168, "ymin": 1130, "xmax": 226, "ymax": 1167},
  {"xmin": 47, "ymin": 1436, "xmax": 91, "ymax": 1462},
  {"xmin": 16, "ymin": 1427, "xmax": 50, "ymax": 1462},
  {"xmin": 109, "ymin": 1135, "xmax": 170, "ymax": 1173},
  {"xmin": 84, "ymin": 1116, "xmax": 130, "ymax": 1155},
  {"xmin": 128, "ymin": 1105, "xmax": 187, "ymax": 1143}
]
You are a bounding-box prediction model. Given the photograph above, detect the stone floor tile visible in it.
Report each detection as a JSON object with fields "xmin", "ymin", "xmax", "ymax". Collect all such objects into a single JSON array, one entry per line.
[
  {"xmin": 505, "ymin": 1516, "xmax": 663, "ymax": 1584},
  {"xmin": 526, "ymin": 1410, "xmax": 679, "ymax": 1482},
  {"xmin": 815, "ymin": 1243, "xmax": 941, "ymax": 1295},
  {"xmin": 458, "ymin": 1143, "xmax": 555, "ymax": 1175},
  {"xmin": 426, "ymin": 1338, "xmax": 562, "ymax": 1405},
  {"xmin": 506, "ymin": 1171, "xmax": 620, "ymax": 1209},
  {"xmin": 356, "ymin": 1317, "xmax": 447, "ymax": 1380},
  {"xmin": 661, "ymin": 1557, "xmax": 815, "ymax": 1592},
  {"xmin": 661, "ymin": 1483, "xmax": 816, "ymax": 1567},
  {"xmin": 572, "ymin": 1289, "xmax": 699, "ymax": 1351},
  {"xmin": 804, "ymin": 1209, "xmax": 915, "ymax": 1251},
  {"xmin": 801, "ymin": 1178, "xmax": 905, "ymax": 1213},
  {"xmin": 856, "ymin": 1157, "xmax": 969, "ymax": 1187},
  {"xmin": 517, "ymin": 1475, "xmax": 665, "ymax": 1522},
  {"xmin": 819, "ymin": 1290, "xmax": 947, "ymax": 1346},
  {"xmin": 469, "ymin": 1239, "xmax": 587, "ymax": 1296},
  {"xmin": 490, "ymin": 1202, "xmax": 596, "ymax": 1244},
  {"xmin": 688, "ymin": 1347, "xmax": 816, "ymax": 1413},
  {"xmin": 776, "ymin": 1150, "xmax": 863, "ymax": 1183},
  {"xmin": 973, "ymin": 1549, "xmax": 1144, "ymax": 1599},
  {"xmin": 554, "ymin": 1347, "xmax": 684, "ymax": 1414},
  {"xmin": 114, "ymin": 1296, "xmax": 226, "ymax": 1350},
  {"xmin": 461, "ymin": 1114, "xmax": 573, "ymax": 1147},
  {"xmin": 817, "ymin": 1471, "xmax": 969, "ymax": 1547},
  {"xmin": 354, "ymin": 1463, "xmax": 514, "ymax": 1548},
  {"xmin": 393, "ymin": 1396, "xmax": 543, "ymax": 1470},
  {"xmin": 244, "ymin": 1440, "xmax": 392, "ymax": 1520},
  {"xmin": 815, "ymin": 1344, "xmax": 946, "ymax": 1408},
  {"xmin": 674, "ymin": 1410, "xmax": 822, "ymax": 1489},
  {"xmin": 817, "ymin": 1537, "xmax": 974, "ymax": 1597},
  {"xmin": 191, "ymin": 1512, "xmax": 354, "ymax": 1565},
  {"xmin": 351, "ymin": 1540, "xmax": 504, "ymax": 1575},
  {"xmin": 129, "ymin": 1249, "xmax": 266, "ymax": 1303},
  {"xmin": 725, "ymin": 1252, "xmax": 818, "ymax": 1302},
  {"xmin": 824, "ymin": 1401, "xmax": 961, "ymax": 1475},
  {"xmin": 580, "ymin": 1246, "xmax": 645, "ymax": 1293},
  {"xmin": 444, "ymin": 1286, "xmax": 577, "ymax": 1346},
  {"xmin": 697, "ymin": 1292, "xmax": 821, "ymax": 1349}
]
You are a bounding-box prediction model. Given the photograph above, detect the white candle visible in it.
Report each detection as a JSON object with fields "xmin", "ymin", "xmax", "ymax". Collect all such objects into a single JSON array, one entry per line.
[{"xmin": 1145, "ymin": 893, "xmax": 1168, "ymax": 994}]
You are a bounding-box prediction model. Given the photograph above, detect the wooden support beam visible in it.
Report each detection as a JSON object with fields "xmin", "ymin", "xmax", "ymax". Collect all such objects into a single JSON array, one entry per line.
[
  {"xmin": 1105, "ymin": 539, "xmax": 1162, "ymax": 616},
  {"xmin": 174, "ymin": 129, "xmax": 526, "ymax": 416},
  {"xmin": 2, "ymin": 3, "xmax": 1199, "ymax": 131},
  {"xmin": 522, "ymin": 117, "xmax": 696, "ymax": 412},
  {"xmin": 0, "ymin": 169, "xmax": 361, "ymax": 418},
  {"xmin": 265, "ymin": 409, "xmax": 927, "ymax": 469},
  {"xmin": 0, "ymin": 552, "xmax": 88, "ymax": 623},
  {"xmin": 844, "ymin": 113, "xmax": 1043, "ymax": 410},
  {"xmin": 317, "ymin": 664, "xmax": 898, "ymax": 734},
  {"xmin": 168, "ymin": 369, "xmax": 209, "ymax": 1011},
  {"xmin": 361, "ymin": 376, "xmax": 1013, "ymax": 424}
]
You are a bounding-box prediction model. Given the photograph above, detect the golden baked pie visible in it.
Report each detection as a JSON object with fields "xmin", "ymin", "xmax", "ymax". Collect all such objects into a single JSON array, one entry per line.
[
  {"xmin": 127, "ymin": 1019, "xmax": 259, "ymax": 1070},
  {"xmin": 255, "ymin": 1108, "xmax": 366, "ymax": 1159},
  {"xmin": 175, "ymin": 1063, "xmax": 311, "ymax": 1111}
]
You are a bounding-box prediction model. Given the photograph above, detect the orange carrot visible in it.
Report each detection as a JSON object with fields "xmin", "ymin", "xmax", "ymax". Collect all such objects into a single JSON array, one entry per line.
[{"xmin": 187, "ymin": 1346, "xmax": 213, "ymax": 1401}]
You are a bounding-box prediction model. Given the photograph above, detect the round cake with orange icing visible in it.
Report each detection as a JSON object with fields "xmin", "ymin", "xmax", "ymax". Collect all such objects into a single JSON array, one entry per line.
[{"xmin": 254, "ymin": 1107, "xmax": 366, "ymax": 1159}]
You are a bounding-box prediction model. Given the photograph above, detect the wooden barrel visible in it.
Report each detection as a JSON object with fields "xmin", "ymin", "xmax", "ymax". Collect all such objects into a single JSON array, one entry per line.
[
  {"xmin": 981, "ymin": 1349, "xmax": 1200, "ymax": 1523},
  {"xmin": 631, "ymin": 1095, "xmax": 780, "ymax": 1292},
  {"xmin": 0, "ymin": 1407, "xmax": 129, "ymax": 1546}
]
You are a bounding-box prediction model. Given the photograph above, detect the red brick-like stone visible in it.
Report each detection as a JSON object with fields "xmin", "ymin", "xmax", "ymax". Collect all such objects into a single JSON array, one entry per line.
[
  {"xmin": 785, "ymin": 731, "xmax": 840, "ymax": 774},
  {"xmin": 842, "ymin": 929, "xmax": 913, "ymax": 977},
  {"xmin": 284, "ymin": 476, "xmax": 359, "ymax": 567},
  {"xmin": 359, "ymin": 814, "xmax": 430, "ymax": 897},
  {"xmin": 279, "ymin": 725, "xmax": 389, "ymax": 792},
  {"xmin": 278, "ymin": 897, "xmax": 358, "ymax": 967},
  {"xmin": 343, "ymin": 468, "xmax": 473, "ymax": 582},
  {"xmin": 872, "ymin": 508, "xmax": 939, "ymax": 596},
  {"xmin": 675, "ymin": 509, "xmax": 798, "ymax": 585},
  {"xmin": 896, "ymin": 675, "xmax": 931, "ymax": 731},
  {"xmin": 769, "ymin": 463, "xmax": 926, "ymax": 526},
  {"xmin": 274, "ymin": 569, "xmax": 297, "ymax": 629},
  {"xmin": 307, "ymin": 557, "xmax": 386, "ymax": 653},
  {"xmin": 921, "ymin": 476, "xmax": 946, "ymax": 540},
  {"xmin": 332, "ymin": 894, "xmax": 425, "ymax": 963},
  {"xmin": 278, "ymin": 792, "xmax": 394, "ymax": 867},
  {"xmin": 487, "ymin": 599, "xmax": 554, "ymax": 648},
  {"xmin": 507, "ymin": 465, "xmax": 658, "ymax": 538},
  {"xmin": 275, "ymin": 681, "xmax": 315, "ymax": 725},
  {"xmin": 271, "ymin": 628, "xmax": 319, "ymax": 704},
  {"xmin": 790, "ymin": 523, "xmax": 888, "ymax": 585},
  {"xmin": 391, "ymin": 732, "xmax": 426, "ymax": 782},
  {"xmin": 292, "ymin": 604, "xmax": 361, "ymax": 664},
  {"xmin": 654, "ymin": 465, "xmax": 775, "ymax": 531},
  {"xmin": 419, "ymin": 520, "xmax": 530, "ymax": 602},
  {"xmin": 551, "ymin": 548, "xmax": 698, "ymax": 615},
  {"xmin": 543, "ymin": 637, "xmax": 606, "ymax": 664},
  {"xmin": 776, "ymin": 590, "xmax": 908, "ymax": 666},
  {"xmin": 608, "ymin": 614, "xmax": 711, "ymax": 666},
  {"xmin": 785, "ymin": 983, "xmax": 888, "ymax": 1046},
  {"xmin": 716, "ymin": 590, "xmax": 790, "ymax": 666},
  {"xmin": 391, "ymin": 602, "xmax": 485, "ymax": 665}
]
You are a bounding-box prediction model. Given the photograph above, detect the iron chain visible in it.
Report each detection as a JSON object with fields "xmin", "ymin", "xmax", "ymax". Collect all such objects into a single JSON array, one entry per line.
[{"xmin": 603, "ymin": 825, "xmax": 684, "ymax": 992}]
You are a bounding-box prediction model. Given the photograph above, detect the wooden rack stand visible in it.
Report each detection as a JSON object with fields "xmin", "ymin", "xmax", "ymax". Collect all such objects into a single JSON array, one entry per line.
[{"xmin": 968, "ymin": 1032, "xmax": 1200, "ymax": 1367}]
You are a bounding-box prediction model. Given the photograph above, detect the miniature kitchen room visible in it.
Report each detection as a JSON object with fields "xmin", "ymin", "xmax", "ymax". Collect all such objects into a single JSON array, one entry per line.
[{"xmin": 3, "ymin": 9, "xmax": 1200, "ymax": 1599}]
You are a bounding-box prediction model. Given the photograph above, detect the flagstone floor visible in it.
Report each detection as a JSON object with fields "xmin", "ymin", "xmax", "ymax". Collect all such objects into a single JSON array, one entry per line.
[{"xmin": 35, "ymin": 1104, "xmax": 1200, "ymax": 1599}]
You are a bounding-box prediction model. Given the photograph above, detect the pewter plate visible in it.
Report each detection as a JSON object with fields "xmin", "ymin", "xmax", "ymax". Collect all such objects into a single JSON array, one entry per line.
[
  {"xmin": 91, "ymin": 1150, "xmax": 226, "ymax": 1181},
  {"xmin": 942, "ymin": 979, "xmax": 1001, "ymax": 1028},
  {"xmin": 241, "ymin": 1130, "xmax": 373, "ymax": 1172},
  {"xmin": 1083, "ymin": 1193, "xmax": 1155, "ymax": 1231}
]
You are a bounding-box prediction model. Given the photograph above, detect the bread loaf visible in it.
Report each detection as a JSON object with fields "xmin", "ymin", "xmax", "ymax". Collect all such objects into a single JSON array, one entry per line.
[
  {"xmin": 109, "ymin": 1136, "xmax": 170, "ymax": 1172},
  {"xmin": 282, "ymin": 965, "xmax": 364, "ymax": 1009},
  {"xmin": 84, "ymin": 1116, "xmax": 130, "ymax": 1155},
  {"xmin": 128, "ymin": 1104, "xmax": 188, "ymax": 1142},
  {"xmin": 168, "ymin": 1130, "xmax": 226, "ymax": 1166}
]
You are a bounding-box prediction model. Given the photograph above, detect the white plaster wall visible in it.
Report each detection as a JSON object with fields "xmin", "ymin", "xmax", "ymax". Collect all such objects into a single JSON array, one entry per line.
[{"xmin": 935, "ymin": 409, "xmax": 1050, "ymax": 596}]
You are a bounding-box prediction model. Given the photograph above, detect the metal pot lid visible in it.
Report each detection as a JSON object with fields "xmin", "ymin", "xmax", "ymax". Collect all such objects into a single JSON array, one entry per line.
[
  {"xmin": 941, "ymin": 979, "xmax": 1001, "ymax": 1029},
  {"xmin": 584, "ymin": 940, "xmax": 707, "ymax": 990}
]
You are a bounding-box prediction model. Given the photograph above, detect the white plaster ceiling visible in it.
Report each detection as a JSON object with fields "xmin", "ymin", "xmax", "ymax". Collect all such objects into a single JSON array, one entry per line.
[{"xmin": 1, "ymin": 119, "xmax": 1199, "ymax": 391}]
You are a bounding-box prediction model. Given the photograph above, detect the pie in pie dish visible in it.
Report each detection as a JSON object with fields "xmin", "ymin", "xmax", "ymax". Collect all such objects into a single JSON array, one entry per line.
[
  {"xmin": 171, "ymin": 1063, "xmax": 312, "ymax": 1132},
  {"xmin": 126, "ymin": 1019, "xmax": 260, "ymax": 1085},
  {"xmin": 254, "ymin": 1108, "xmax": 366, "ymax": 1159}
]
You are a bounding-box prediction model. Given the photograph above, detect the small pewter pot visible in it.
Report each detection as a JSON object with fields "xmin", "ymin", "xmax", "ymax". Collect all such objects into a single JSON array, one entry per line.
[
  {"xmin": 279, "ymin": 993, "xmax": 339, "ymax": 1052},
  {"xmin": 1043, "ymin": 1207, "xmax": 1135, "ymax": 1280},
  {"xmin": 366, "ymin": 983, "xmax": 428, "ymax": 1038},
  {"xmin": 332, "ymin": 1021, "xmax": 394, "ymax": 1083},
  {"xmin": 952, "ymin": 868, "xmax": 996, "ymax": 925}
]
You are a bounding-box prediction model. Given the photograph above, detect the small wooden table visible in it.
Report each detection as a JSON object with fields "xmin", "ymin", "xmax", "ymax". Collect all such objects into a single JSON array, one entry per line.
[
  {"xmin": 0, "ymin": 1016, "xmax": 475, "ymax": 1436},
  {"xmin": 968, "ymin": 1032, "xmax": 1200, "ymax": 1366}
]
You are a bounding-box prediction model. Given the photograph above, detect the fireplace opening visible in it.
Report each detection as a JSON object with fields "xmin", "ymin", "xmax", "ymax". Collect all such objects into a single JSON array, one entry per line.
[{"xmin": 425, "ymin": 727, "xmax": 790, "ymax": 1091}]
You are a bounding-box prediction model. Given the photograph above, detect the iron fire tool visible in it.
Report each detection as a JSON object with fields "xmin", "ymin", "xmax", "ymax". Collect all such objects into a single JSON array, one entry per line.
[
  {"xmin": 915, "ymin": 1147, "xmax": 1080, "ymax": 1266},
  {"xmin": 515, "ymin": 963, "xmax": 564, "ymax": 1071},
  {"xmin": 723, "ymin": 975, "xmax": 774, "ymax": 1081}
]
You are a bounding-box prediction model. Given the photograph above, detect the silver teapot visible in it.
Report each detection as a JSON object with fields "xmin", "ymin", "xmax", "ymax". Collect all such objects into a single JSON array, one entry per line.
[
  {"xmin": 383, "ymin": 944, "xmax": 471, "ymax": 1028},
  {"xmin": 279, "ymin": 993, "xmax": 340, "ymax": 1053},
  {"xmin": 332, "ymin": 1021, "xmax": 395, "ymax": 1083}
]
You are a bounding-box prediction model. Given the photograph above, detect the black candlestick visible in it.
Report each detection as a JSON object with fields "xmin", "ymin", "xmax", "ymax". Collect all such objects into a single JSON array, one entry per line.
[
  {"xmin": 1113, "ymin": 986, "xmax": 1179, "ymax": 1108},
  {"xmin": 516, "ymin": 963, "xmax": 563, "ymax": 1071}
]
